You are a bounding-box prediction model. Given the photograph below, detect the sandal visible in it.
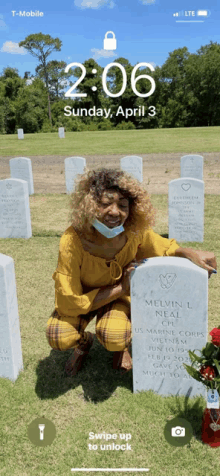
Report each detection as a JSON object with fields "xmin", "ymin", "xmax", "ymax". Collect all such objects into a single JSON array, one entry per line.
[
  {"xmin": 65, "ymin": 332, "xmax": 94, "ymax": 377},
  {"xmin": 112, "ymin": 349, "xmax": 132, "ymax": 374}
]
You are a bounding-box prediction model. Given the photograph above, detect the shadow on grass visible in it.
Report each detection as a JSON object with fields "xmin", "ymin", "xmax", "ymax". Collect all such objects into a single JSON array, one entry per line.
[
  {"xmin": 32, "ymin": 231, "xmax": 62, "ymax": 237},
  {"xmin": 167, "ymin": 391, "xmax": 205, "ymax": 442},
  {"xmin": 35, "ymin": 337, "xmax": 132, "ymax": 403}
]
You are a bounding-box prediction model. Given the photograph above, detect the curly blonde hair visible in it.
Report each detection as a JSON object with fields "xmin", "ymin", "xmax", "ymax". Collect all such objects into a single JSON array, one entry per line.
[{"xmin": 69, "ymin": 168, "xmax": 155, "ymax": 239}]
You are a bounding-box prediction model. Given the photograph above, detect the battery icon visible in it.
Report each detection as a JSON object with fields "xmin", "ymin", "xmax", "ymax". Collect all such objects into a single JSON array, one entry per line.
[{"xmin": 197, "ymin": 10, "xmax": 208, "ymax": 16}]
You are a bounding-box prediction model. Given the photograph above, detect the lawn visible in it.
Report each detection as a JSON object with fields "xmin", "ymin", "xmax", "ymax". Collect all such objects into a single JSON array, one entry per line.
[
  {"xmin": 0, "ymin": 192, "xmax": 219, "ymax": 476},
  {"xmin": 1, "ymin": 126, "xmax": 220, "ymax": 156}
]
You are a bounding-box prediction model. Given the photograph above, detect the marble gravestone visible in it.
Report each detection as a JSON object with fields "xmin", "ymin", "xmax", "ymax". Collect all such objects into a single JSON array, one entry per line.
[
  {"xmin": 131, "ymin": 257, "xmax": 208, "ymax": 397},
  {"xmin": 120, "ymin": 156, "xmax": 143, "ymax": 182},
  {"xmin": 58, "ymin": 127, "xmax": 65, "ymax": 139},
  {"xmin": 181, "ymin": 155, "xmax": 203, "ymax": 180},
  {"xmin": 0, "ymin": 254, "xmax": 23, "ymax": 381},
  {"xmin": 169, "ymin": 178, "xmax": 204, "ymax": 242},
  {"xmin": 17, "ymin": 129, "xmax": 24, "ymax": 140},
  {"xmin": 64, "ymin": 157, "xmax": 86, "ymax": 194},
  {"xmin": 0, "ymin": 179, "xmax": 32, "ymax": 239},
  {"xmin": 10, "ymin": 157, "xmax": 34, "ymax": 195}
]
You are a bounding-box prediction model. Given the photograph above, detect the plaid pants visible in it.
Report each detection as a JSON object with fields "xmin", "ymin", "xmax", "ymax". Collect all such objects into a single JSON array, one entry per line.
[{"xmin": 46, "ymin": 298, "xmax": 131, "ymax": 352}]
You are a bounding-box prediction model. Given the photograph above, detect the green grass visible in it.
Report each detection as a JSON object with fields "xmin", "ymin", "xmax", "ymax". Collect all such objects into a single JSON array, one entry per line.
[
  {"xmin": 1, "ymin": 126, "xmax": 220, "ymax": 156},
  {"xmin": 0, "ymin": 194, "xmax": 219, "ymax": 475}
]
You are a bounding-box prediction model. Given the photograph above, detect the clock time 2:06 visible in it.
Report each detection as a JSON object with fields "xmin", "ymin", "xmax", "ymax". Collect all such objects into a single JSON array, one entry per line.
[{"xmin": 64, "ymin": 62, "xmax": 156, "ymax": 98}]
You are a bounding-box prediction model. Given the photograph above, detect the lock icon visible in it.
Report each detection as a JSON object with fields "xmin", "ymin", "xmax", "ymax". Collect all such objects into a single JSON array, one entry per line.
[{"xmin": 104, "ymin": 31, "xmax": 117, "ymax": 50}]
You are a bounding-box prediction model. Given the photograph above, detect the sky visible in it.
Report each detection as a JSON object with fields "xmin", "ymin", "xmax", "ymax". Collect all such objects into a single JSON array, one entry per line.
[{"xmin": 0, "ymin": 0, "xmax": 220, "ymax": 77}]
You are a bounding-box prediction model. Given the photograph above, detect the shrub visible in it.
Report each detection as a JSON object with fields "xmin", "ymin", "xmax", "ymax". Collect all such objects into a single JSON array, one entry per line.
[
  {"xmin": 116, "ymin": 121, "xmax": 136, "ymax": 130},
  {"xmin": 98, "ymin": 120, "xmax": 113, "ymax": 131}
]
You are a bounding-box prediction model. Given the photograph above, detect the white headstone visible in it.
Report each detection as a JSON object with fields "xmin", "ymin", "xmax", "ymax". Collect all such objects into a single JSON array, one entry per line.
[
  {"xmin": 0, "ymin": 179, "xmax": 32, "ymax": 239},
  {"xmin": 10, "ymin": 157, "xmax": 34, "ymax": 195},
  {"xmin": 169, "ymin": 178, "xmax": 204, "ymax": 242},
  {"xmin": 58, "ymin": 127, "xmax": 65, "ymax": 139},
  {"xmin": 64, "ymin": 157, "xmax": 86, "ymax": 194},
  {"xmin": 181, "ymin": 155, "xmax": 203, "ymax": 180},
  {"xmin": 131, "ymin": 257, "xmax": 208, "ymax": 397},
  {"xmin": 17, "ymin": 129, "xmax": 24, "ymax": 140},
  {"xmin": 0, "ymin": 254, "xmax": 23, "ymax": 381},
  {"xmin": 120, "ymin": 156, "xmax": 143, "ymax": 182}
]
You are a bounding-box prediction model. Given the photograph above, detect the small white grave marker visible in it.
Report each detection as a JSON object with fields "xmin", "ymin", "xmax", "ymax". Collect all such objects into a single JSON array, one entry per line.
[
  {"xmin": 0, "ymin": 254, "xmax": 23, "ymax": 381},
  {"xmin": 0, "ymin": 179, "xmax": 32, "ymax": 239},
  {"xmin": 17, "ymin": 129, "xmax": 24, "ymax": 140},
  {"xmin": 64, "ymin": 157, "xmax": 86, "ymax": 194},
  {"xmin": 10, "ymin": 157, "xmax": 34, "ymax": 195},
  {"xmin": 120, "ymin": 156, "xmax": 143, "ymax": 182},
  {"xmin": 131, "ymin": 257, "xmax": 208, "ymax": 397},
  {"xmin": 58, "ymin": 127, "xmax": 65, "ymax": 139}
]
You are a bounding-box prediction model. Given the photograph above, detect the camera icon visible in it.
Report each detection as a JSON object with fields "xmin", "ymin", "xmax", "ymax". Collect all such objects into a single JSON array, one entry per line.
[{"xmin": 171, "ymin": 426, "xmax": 185, "ymax": 437}]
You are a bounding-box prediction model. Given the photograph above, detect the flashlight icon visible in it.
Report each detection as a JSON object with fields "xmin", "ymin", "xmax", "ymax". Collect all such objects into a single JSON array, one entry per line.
[{"xmin": 38, "ymin": 424, "xmax": 45, "ymax": 440}]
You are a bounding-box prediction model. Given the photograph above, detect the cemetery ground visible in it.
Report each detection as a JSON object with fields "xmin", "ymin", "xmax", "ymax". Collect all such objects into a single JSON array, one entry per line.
[{"xmin": 0, "ymin": 128, "xmax": 220, "ymax": 475}]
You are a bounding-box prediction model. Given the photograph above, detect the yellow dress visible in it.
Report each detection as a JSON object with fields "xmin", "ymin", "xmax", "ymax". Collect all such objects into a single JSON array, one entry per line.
[{"xmin": 46, "ymin": 226, "xmax": 179, "ymax": 352}]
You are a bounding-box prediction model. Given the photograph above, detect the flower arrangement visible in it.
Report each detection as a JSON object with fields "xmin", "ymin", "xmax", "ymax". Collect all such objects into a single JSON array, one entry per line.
[{"xmin": 183, "ymin": 327, "xmax": 220, "ymax": 393}]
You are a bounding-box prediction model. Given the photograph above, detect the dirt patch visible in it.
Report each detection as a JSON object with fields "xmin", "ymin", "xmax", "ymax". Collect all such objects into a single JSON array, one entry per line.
[{"xmin": 0, "ymin": 153, "xmax": 220, "ymax": 194}]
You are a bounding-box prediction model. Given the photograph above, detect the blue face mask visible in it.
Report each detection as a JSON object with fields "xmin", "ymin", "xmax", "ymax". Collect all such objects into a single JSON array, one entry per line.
[{"xmin": 92, "ymin": 218, "xmax": 125, "ymax": 239}]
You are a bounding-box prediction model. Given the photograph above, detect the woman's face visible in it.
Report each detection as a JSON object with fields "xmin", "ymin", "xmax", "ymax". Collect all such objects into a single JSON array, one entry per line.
[{"xmin": 97, "ymin": 190, "xmax": 129, "ymax": 228}]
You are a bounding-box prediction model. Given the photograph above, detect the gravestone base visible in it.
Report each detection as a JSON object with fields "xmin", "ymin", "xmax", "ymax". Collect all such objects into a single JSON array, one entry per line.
[{"xmin": 131, "ymin": 257, "xmax": 208, "ymax": 397}]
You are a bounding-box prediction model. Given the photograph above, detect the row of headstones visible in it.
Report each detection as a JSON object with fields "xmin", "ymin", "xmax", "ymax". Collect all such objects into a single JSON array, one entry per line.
[
  {"xmin": 8, "ymin": 155, "xmax": 144, "ymax": 194},
  {"xmin": 0, "ymin": 251, "xmax": 208, "ymax": 400},
  {"xmin": 66, "ymin": 155, "xmax": 204, "ymax": 185},
  {"xmin": 17, "ymin": 128, "xmax": 65, "ymax": 139},
  {"xmin": 7, "ymin": 155, "xmax": 142, "ymax": 195},
  {"xmin": 4, "ymin": 155, "xmax": 205, "ymax": 242},
  {"xmin": 0, "ymin": 176, "xmax": 204, "ymax": 243},
  {"xmin": 7, "ymin": 154, "xmax": 204, "ymax": 192},
  {"xmin": 1, "ymin": 155, "xmax": 204, "ymax": 241}
]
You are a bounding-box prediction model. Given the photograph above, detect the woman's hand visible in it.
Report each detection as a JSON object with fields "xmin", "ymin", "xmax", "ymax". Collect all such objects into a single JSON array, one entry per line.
[
  {"xmin": 175, "ymin": 247, "xmax": 217, "ymax": 278},
  {"xmin": 121, "ymin": 259, "xmax": 146, "ymax": 293},
  {"xmin": 189, "ymin": 250, "xmax": 217, "ymax": 277}
]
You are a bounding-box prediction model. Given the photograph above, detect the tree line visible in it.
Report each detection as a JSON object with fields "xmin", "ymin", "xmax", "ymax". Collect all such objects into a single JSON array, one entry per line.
[{"xmin": 0, "ymin": 33, "xmax": 220, "ymax": 134}]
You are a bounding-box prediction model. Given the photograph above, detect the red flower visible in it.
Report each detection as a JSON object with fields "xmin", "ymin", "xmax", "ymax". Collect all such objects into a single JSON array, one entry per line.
[
  {"xmin": 200, "ymin": 365, "xmax": 216, "ymax": 381},
  {"xmin": 210, "ymin": 328, "xmax": 220, "ymax": 347}
]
